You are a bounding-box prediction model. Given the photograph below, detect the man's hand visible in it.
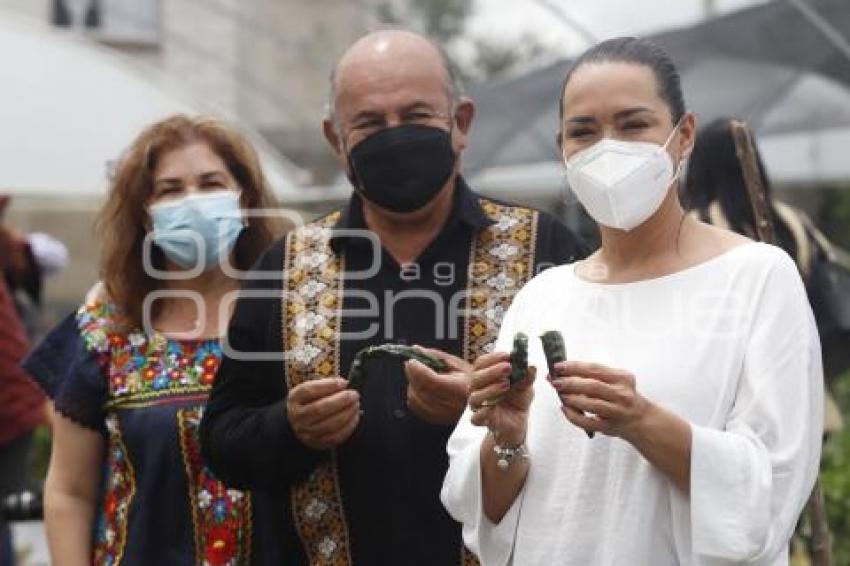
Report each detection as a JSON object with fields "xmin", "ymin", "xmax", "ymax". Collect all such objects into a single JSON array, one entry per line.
[
  {"xmin": 404, "ymin": 347, "xmax": 472, "ymax": 426},
  {"xmin": 287, "ymin": 377, "xmax": 361, "ymax": 451}
]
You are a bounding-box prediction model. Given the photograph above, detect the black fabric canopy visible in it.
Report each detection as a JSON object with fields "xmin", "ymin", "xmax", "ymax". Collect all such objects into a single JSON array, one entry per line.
[{"xmin": 464, "ymin": 0, "xmax": 850, "ymax": 174}]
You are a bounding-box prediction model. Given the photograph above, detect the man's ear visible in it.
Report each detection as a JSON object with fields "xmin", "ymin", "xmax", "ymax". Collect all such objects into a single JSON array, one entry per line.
[
  {"xmin": 452, "ymin": 97, "xmax": 476, "ymax": 152},
  {"xmin": 454, "ymin": 97, "xmax": 475, "ymax": 134},
  {"xmin": 323, "ymin": 118, "xmax": 343, "ymax": 158}
]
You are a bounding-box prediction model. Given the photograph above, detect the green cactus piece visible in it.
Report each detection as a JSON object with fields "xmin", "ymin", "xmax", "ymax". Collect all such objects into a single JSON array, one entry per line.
[
  {"xmin": 540, "ymin": 330, "xmax": 593, "ymax": 438},
  {"xmin": 480, "ymin": 332, "xmax": 529, "ymax": 408},
  {"xmin": 347, "ymin": 344, "xmax": 448, "ymax": 391},
  {"xmin": 509, "ymin": 332, "xmax": 529, "ymax": 386},
  {"xmin": 540, "ymin": 330, "xmax": 566, "ymax": 376}
]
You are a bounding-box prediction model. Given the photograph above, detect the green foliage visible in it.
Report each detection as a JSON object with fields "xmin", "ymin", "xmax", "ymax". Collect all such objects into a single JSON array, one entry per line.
[
  {"xmin": 812, "ymin": 187, "xmax": 850, "ymax": 563},
  {"xmin": 470, "ymin": 33, "xmax": 550, "ymax": 81},
  {"xmin": 31, "ymin": 424, "xmax": 51, "ymax": 482},
  {"xmin": 374, "ymin": 0, "xmax": 473, "ymax": 42},
  {"xmin": 816, "ymin": 185, "xmax": 850, "ymax": 250},
  {"xmin": 821, "ymin": 369, "xmax": 850, "ymax": 564},
  {"xmin": 408, "ymin": 0, "xmax": 473, "ymax": 43}
]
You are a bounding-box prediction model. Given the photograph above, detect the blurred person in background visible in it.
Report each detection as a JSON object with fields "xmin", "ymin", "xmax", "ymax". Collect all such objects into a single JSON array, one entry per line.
[
  {"xmin": 684, "ymin": 117, "xmax": 850, "ymax": 387},
  {"xmin": 443, "ymin": 37, "xmax": 822, "ymax": 565},
  {"xmin": 0, "ymin": 196, "xmax": 70, "ymax": 341},
  {"xmin": 0, "ymin": 196, "xmax": 61, "ymax": 566},
  {"xmin": 23, "ymin": 115, "xmax": 281, "ymax": 565},
  {"xmin": 683, "ymin": 118, "xmax": 848, "ymax": 563},
  {"xmin": 0, "ymin": 267, "xmax": 46, "ymax": 566}
]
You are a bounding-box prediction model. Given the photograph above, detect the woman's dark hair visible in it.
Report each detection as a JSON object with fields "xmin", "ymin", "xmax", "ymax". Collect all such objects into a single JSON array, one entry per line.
[
  {"xmin": 559, "ymin": 37, "xmax": 686, "ymax": 124},
  {"xmin": 683, "ymin": 117, "xmax": 796, "ymax": 255},
  {"xmin": 683, "ymin": 117, "xmax": 772, "ymax": 213}
]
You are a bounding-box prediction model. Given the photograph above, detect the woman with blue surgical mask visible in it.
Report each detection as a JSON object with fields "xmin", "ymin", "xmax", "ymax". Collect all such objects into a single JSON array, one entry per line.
[
  {"xmin": 443, "ymin": 38, "xmax": 824, "ymax": 565},
  {"xmin": 25, "ymin": 115, "xmax": 280, "ymax": 565}
]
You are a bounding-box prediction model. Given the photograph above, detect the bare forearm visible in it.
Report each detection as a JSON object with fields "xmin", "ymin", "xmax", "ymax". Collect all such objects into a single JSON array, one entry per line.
[
  {"xmin": 480, "ymin": 434, "xmax": 530, "ymax": 523},
  {"xmin": 625, "ymin": 403, "xmax": 692, "ymax": 493},
  {"xmin": 44, "ymin": 489, "xmax": 96, "ymax": 566}
]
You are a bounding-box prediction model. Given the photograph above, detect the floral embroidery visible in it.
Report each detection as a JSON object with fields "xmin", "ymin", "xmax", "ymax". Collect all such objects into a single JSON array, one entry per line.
[
  {"xmin": 298, "ymin": 251, "xmax": 330, "ymax": 270},
  {"xmin": 93, "ymin": 415, "xmax": 136, "ymax": 566},
  {"xmin": 464, "ymin": 200, "xmax": 538, "ymax": 382},
  {"xmin": 485, "ymin": 304, "xmax": 507, "ymax": 325},
  {"xmin": 318, "ymin": 536, "xmax": 338, "ymax": 558},
  {"xmin": 283, "ymin": 203, "xmax": 537, "ymax": 566},
  {"xmin": 305, "ymin": 498, "xmax": 330, "ymax": 521},
  {"xmin": 299, "ymin": 280, "xmax": 328, "ymax": 299},
  {"xmin": 301, "ymin": 224, "xmax": 332, "ymax": 240},
  {"xmin": 488, "ymin": 243, "xmax": 519, "ymax": 261},
  {"xmin": 78, "ymin": 300, "xmax": 250, "ymax": 565},
  {"xmin": 494, "ymin": 215, "xmax": 519, "ymax": 232},
  {"xmin": 284, "ymin": 213, "xmax": 353, "ymax": 566},
  {"xmin": 294, "ymin": 312, "xmax": 327, "ymax": 336},
  {"xmin": 77, "ymin": 302, "xmax": 221, "ymax": 407},
  {"xmin": 179, "ymin": 407, "xmax": 252, "ymax": 566},
  {"xmin": 293, "ymin": 344, "xmax": 322, "ymax": 365},
  {"xmin": 485, "ymin": 272, "xmax": 516, "ymax": 292}
]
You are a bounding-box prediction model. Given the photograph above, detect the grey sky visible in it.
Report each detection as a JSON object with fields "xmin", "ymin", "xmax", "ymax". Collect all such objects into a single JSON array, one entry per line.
[{"xmin": 469, "ymin": 0, "xmax": 769, "ymax": 56}]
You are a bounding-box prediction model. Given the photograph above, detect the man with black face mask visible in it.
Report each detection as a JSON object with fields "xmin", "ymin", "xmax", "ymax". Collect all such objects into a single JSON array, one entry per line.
[{"xmin": 201, "ymin": 29, "xmax": 587, "ymax": 565}]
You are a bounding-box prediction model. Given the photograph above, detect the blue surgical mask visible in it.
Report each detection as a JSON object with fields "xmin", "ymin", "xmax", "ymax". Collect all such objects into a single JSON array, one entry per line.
[{"xmin": 149, "ymin": 190, "xmax": 245, "ymax": 271}]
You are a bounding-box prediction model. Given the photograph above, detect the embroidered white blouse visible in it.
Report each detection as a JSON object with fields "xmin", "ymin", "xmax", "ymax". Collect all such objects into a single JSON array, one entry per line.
[{"xmin": 442, "ymin": 242, "xmax": 823, "ymax": 566}]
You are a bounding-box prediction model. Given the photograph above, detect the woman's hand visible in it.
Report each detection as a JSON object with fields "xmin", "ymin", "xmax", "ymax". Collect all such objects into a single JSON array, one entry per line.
[
  {"xmin": 549, "ymin": 360, "xmax": 692, "ymax": 492},
  {"xmin": 468, "ymin": 352, "xmax": 536, "ymax": 446},
  {"xmin": 548, "ymin": 360, "xmax": 651, "ymax": 441}
]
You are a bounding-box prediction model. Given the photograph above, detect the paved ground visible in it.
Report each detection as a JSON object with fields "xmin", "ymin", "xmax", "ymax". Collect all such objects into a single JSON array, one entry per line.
[{"xmin": 10, "ymin": 522, "xmax": 48, "ymax": 566}]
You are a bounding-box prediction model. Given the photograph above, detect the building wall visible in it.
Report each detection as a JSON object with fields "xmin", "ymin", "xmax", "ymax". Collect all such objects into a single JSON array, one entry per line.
[
  {"xmin": 0, "ymin": 0, "xmax": 47, "ymax": 19},
  {"xmin": 236, "ymin": 0, "xmax": 366, "ymax": 131},
  {"xmin": 0, "ymin": 0, "xmax": 369, "ymax": 309},
  {"xmin": 0, "ymin": 0, "xmax": 364, "ymax": 129},
  {"xmin": 0, "ymin": 0, "xmax": 370, "ymax": 181}
]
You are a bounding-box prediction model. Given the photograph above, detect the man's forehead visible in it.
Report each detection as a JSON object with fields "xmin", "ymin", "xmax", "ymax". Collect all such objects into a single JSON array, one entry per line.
[
  {"xmin": 334, "ymin": 56, "xmax": 449, "ymax": 118},
  {"xmin": 332, "ymin": 31, "xmax": 452, "ymax": 111}
]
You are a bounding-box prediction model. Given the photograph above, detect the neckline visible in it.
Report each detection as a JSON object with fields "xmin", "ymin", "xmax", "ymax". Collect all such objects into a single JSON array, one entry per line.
[{"xmin": 571, "ymin": 241, "xmax": 759, "ymax": 289}]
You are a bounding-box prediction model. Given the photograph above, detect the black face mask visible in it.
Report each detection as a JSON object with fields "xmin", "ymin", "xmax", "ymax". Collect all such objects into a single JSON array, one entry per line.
[{"xmin": 346, "ymin": 123, "xmax": 456, "ymax": 213}]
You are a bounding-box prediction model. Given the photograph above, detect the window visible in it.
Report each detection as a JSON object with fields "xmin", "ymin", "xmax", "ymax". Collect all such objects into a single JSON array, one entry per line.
[{"xmin": 51, "ymin": 0, "xmax": 161, "ymax": 47}]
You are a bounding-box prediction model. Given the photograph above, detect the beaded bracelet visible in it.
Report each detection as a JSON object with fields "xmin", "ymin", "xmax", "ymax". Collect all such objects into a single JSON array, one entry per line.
[{"xmin": 491, "ymin": 434, "xmax": 529, "ymax": 470}]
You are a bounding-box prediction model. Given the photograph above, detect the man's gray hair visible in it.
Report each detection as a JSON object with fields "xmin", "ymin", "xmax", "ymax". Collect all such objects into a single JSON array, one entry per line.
[{"xmin": 326, "ymin": 28, "xmax": 465, "ymax": 122}]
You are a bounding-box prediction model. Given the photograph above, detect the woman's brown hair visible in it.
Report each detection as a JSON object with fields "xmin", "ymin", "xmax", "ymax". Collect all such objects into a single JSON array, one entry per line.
[{"xmin": 96, "ymin": 114, "xmax": 282, "ymax": 326}]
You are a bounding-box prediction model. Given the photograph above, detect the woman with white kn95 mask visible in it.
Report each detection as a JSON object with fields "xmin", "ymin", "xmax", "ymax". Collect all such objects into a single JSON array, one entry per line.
[{"xmin": 442, "ymin": 37, "xmax": 824, "ymax": 566}]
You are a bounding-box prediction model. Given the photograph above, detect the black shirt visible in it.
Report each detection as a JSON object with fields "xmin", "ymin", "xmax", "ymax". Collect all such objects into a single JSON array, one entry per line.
[{"xmin": 200, "ymin": 179, "xmax": 588, "ymax": 565}]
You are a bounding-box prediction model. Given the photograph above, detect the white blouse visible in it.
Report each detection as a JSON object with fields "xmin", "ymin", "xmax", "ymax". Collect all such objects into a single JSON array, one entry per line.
[{"xmin": 442, "ymin": 242, "xmax": 823, "ymax": 566}]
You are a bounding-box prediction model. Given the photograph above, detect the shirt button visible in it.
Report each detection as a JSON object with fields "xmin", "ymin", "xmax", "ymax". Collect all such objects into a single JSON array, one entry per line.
[{"xmin": 392, "ymin": 408, "xmax": 406, "ymax": 419}]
